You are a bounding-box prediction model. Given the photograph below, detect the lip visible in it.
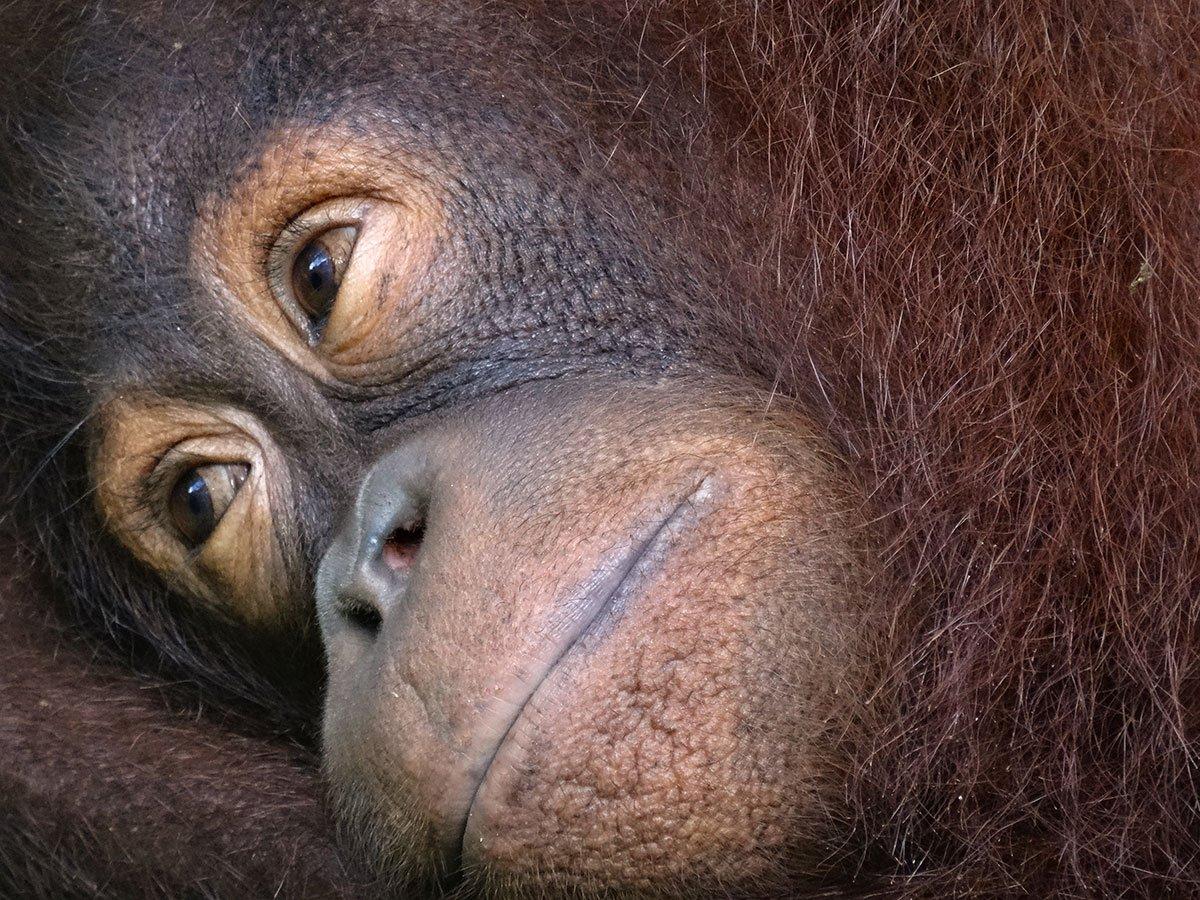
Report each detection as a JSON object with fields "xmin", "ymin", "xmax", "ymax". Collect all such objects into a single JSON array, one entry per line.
[{"xmin": 439, "ymin": 476, "xmax": 713, "ymax": 870}]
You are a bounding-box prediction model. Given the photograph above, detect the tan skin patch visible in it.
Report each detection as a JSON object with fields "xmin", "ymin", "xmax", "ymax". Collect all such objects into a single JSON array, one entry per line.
[
  {"xmin": 192, "ymin": 127, "xmax": 448, "ymax": 385},
  {"xmin": 92, "ymin": 397, "xmax": 297, "ymax": 628}
]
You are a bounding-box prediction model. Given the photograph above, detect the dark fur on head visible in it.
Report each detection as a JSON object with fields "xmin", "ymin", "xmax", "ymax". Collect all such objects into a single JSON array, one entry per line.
[{"xmin": 1, "ymin": 0, "xmax": 1197, "ymax": 896}]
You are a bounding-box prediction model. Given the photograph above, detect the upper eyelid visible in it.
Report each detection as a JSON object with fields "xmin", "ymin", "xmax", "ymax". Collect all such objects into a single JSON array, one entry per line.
[
  {"xmin": 265, "ymin": 203, "xmax": 367, "ymax": 298},
  {"xmin": 255, "ymin": 197, "xmax": 369, "ymax": 278},
  {"xmin": 277, "ymin": 198, "xmax": 372, "ymax": 244},
  {"xmin": 278, "ymin": 215, "xmax": 315, "ymax": 246},
  {"xmin": 273, "ymin": 212, "xmax": 359, "ymax": 267},
  {"xmin": 141, "ymin": 441, "xmax": 248, "ymax": 510},
  {"xmin": 140, "ymin": 443, "xmax": 198, "ymax": 503}
]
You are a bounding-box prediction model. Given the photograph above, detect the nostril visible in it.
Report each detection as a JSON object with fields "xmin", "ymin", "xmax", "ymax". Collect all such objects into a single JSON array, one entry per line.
[
  {"xmin": 331, "ymin": 520, "xmax": 422, "ymax": 637},
  {"xmin": 319, "ymin": 453, "xmax": 431, "ymax": 640},
  {"xmin": 339, "ymin": 598, "xmax": 383, "ymax": 636},
  {"xmin": 383, "ymin": 519, "xmax": 425, "ymax": 572}
]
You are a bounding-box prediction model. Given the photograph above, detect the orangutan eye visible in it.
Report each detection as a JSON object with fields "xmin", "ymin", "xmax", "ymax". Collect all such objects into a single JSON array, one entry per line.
[
  {"xmin": 169, "ymin": 463, "xmax": 250, "ymax": 547},
  {"xmin": 288, "ymin": 226, "xmax": 358, "ymax": 340}
]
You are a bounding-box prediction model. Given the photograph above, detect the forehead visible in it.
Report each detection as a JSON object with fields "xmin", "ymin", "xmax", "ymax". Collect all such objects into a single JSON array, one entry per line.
[
  {"xmin": 20, "ymin": 5, "xmax": 520, "ymax": 218},
  {"xmin": 16, "ymin": 1, "xmax": 689, "ymax": 199},
  {"xmin": 2, "ymin": 1, "xmax": 732, "ymax": 412}
]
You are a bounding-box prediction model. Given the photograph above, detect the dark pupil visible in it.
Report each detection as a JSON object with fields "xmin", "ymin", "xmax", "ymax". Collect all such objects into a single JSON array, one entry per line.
[
  {"xmin": 293, "ymin": 241, "xmax": 338, "ymax": 320},
  {"xmin": 170, "ymin": 470, "xmax": 215, "ymax": 547}
]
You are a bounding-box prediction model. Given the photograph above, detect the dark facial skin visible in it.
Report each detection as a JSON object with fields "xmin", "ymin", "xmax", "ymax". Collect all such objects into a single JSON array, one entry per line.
[{"xmin": 1, "ymin": 2, "xmax": 874, "ymax": 897}]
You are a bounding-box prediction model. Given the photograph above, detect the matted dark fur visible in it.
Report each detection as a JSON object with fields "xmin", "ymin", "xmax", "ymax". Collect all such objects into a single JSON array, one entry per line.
[
  {"xmin": 1, "ymin": 1, "xmax": 1197, "ymax": 897},
  {"xmin": 0, "ymin": 543, "xmax": 366, "ymax": 898}
]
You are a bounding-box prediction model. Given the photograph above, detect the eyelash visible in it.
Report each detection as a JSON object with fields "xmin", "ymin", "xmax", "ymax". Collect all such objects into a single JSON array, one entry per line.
[
  {"xmin": 260, "ymin": 216, "xmax": 314, "ymax": 283},
  {"xmin": 252, "ymin": 203, "xmax": 331, "ymax": 293},
  {"xmin": 130, "ymin": 446, "xmax": 194, "ymax": 547}
]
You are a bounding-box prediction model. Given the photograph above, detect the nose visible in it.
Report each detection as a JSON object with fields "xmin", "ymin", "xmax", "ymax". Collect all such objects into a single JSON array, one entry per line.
[{"xmin": 315, "ymin": 441, "xmax": 432, "ymax": 638}]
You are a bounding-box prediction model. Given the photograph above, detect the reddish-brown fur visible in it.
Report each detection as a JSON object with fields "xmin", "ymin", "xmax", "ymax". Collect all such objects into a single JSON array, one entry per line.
[
  {"xmin": 646, "ymin": 1, "xmax": 1200, "ymax": 894},
  {"xmin": 2, "ymin": 1, "xmax": 1197, "ymax": 897}
]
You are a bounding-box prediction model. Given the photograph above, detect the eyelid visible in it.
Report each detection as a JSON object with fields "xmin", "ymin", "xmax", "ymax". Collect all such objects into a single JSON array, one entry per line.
[{"xmin": 309, "ymin": 226, "xmax": 359, "ymax": 270}]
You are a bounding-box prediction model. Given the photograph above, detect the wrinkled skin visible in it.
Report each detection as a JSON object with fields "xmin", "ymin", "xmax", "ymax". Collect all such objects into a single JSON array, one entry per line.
[{"xmin": 3, "ymin": 1, "xmax": 1197, "ymax": 898}]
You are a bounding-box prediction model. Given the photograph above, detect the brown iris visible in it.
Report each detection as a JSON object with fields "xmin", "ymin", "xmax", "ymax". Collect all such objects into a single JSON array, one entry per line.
[
  {"xmin": 289, "ymin": 225, "xmax": 358, "ymax": 340},
  {"xmin": 169, "ymin": 463, "xmax": 250, "ymax": 547}
]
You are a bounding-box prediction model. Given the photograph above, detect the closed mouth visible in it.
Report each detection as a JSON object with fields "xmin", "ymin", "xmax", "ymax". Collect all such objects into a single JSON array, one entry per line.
[{"xmin": 441, "ymin": 476, "xmax": 713, "ymax": 872}]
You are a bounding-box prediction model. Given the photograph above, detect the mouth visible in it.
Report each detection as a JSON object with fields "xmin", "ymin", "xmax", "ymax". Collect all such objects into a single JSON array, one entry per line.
[{"xmin": 439, "ymin": 477, "xmax": 712, "ymax": 871}]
